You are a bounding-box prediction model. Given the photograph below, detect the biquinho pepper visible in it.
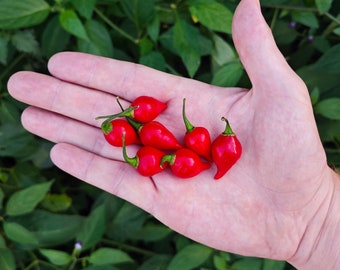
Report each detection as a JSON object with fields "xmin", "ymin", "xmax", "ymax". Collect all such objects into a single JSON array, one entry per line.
[
  {"xmin": 122, "ymin": 133, "xmax": 166, "ymax": 176},
  {"xmin": 96, "ymin": 96, "xmax": 167, "ymax": 123},
  {"xmin": 182, "ymin": 98, "xmax": 212, "ymax": 161},
  {"xmin": 127, "ymin": 118, "xmax": 182, "ymax": 151},
  {"xmin": 161, "ymin": 148, "xmax": 211, "ymax": 178},
  {"xmin": 101, "ymin": 119, "xmax": 140, "ymax": 147},
  {"xmin": 211, "ymin": 117, "xmax": 242, "ymax": 180}
]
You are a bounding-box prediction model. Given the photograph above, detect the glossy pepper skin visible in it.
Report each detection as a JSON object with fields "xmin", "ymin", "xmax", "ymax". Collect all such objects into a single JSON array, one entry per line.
[
  {"xmin": 130, "ymin": 96, "xmax": 167, "ymax": 123},
  {"xmin": 129, "ymin": 119, "xmax": 182, "ymax": 151},
  {"xmin": 162, "ymin": 148, "xmax": 211, "ymax": 178},
  {"xmin": 182, "ymin": 98, "xmax": 212, "ymax": 161},
  {"xmin": 101, "ymin": 119, "xmax": 140, "ymax": 147},
  {"xmin": 211, "ymin": 117, "xmax": 242, "ymax": 180},
  {"xmin": 96, "ymin": 96, "xmax": 167, "ymax": 123},
  {"xmin": 122, "ymin": 134, "xmax": 166, "ymax": 176}
]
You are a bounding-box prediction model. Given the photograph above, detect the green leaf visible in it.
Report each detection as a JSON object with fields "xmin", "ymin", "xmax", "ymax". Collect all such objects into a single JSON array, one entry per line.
[
  {"xmin": 71, "ymin": 0, "xmax": 96, "ymax": 19},
  {"xmin": 6, "ymin": 180, "xmax": 53, "ymax": 216},
  {"xmin": 88, "ymin": 248, "xmax": 133, "ymax": 265},
  {"xmin": 0, "ymin": 248, "xmax": 15, "ymax": 270},
  {"xmin": 0, "ymin": 124, "xmax": 39, "ymax": 159},
  {"xmin": 311, "ymin": 43, "xmax": 340, "ymax": 73},
  {"xmin": 40, "ymin": 193, "xmax": 72, "ymax": 212},
  {"xmin": 11, "ymin": 30, "xmax": 40, "ymax": 56},
  {"xmin": 0, "ymin": 0, "xmax": 50, "ymax": 29},
  {"xmin": 133, "ymin": 224, "xmax": 172, "ymax": 242},
  {"xmin": 147, "ymin": 15, "xmax": 160, "ymax": 42},
  {"xmin": 139, "ymin": 37, "xmax": 154, "ymax": 56},
  {"xmin": 173, "ymin": 19, "xmax": 201, "ymax": 77},
  {"xmin": 0, "ymin": 36, "xmax": 8, "ymax": 64},
  {"xmin": 83, "ymin": 266, "xmax": 120, "ymax": 270},
  {"xmin": 139, "ymin": 51, "xmax": 166, "ymax": 71},
  {"xmin": 39, "ymin": 249, "xmax": 72, "ymax": 266},
  {"xmin": 120, "ymin": 0, "xmax": 155, "ymax": 29},
  {"xmin": 315, "ymin": 0, "xmax": 333, "ymax": 14},
  {"xmin": 315, "ymin": 98, "xmax": 340, "ymax": 120},
  {"xmin": 211, "ymin": 61, "xmax": 243, "ymax": 87},
  {"xmin": 42, "ymin": 15, "xmax": 70, "ymax": 58},
  {"xmin": 3, "ymin": 222, "xmax": 38, "ymax": 246},
  {"xmin": 106, "ymin": 202, "xmax": 148, "ymax": 241},
  {"xmin": 138, "ymin": 255, "xmax": 171, "ymax": 270},
  {"xmin": 310, "ymin": 87, "xmax": 320, "ymax": 105},
  {"xmin": 213, "ymin": 255, "xmax": 228, "ymax": 270},
  {"xmin": 78, "ymin": 19, "xmax": 113, "ymax": 57},
  {"xmin": 0, "ymin": 98, "xmax": 21, "ymax": 123},
  {"xmin": 59, "ymin": 9, "xmax": 89, "ymax": 41},
  {"xmin": 291, "ymin": 11, "xmax": 319, "ymax": 28},
  {"xmin": 166, "ymin": 244, "xmax": 213, "ymax": 270},
  {"xmin": 231, "ymin": 258, "xmax": 263, "ymax": 270},
  {"xmin": 211, "ymin": 34, "xmax": 236, "ymax": 66},
  {"xmin": 262, "ymin": 259, "xmax": 286, "ymax": 270},
  {"xmin": 333, "ymin": 27, "xmax": 340, "ymax": 36},
  {"xmin": 10, "ymin": 210, "xmax": 84, "ymax": 247},
  {"xmin": 76, "ymin": 204, "xmax": 106, "ymax": 250},
  {"xmin": 189, "ymin": 0, "xmax": 233, "ymax": 34},
  {"xmin": 273, "ymin": 20, "xmax": 298, "ymax": 45}
]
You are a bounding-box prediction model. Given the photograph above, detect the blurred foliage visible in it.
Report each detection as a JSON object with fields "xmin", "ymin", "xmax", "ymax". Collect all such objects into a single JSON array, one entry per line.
[{"xmin": 0, "ymin": 0, "xmax": 340, "ymax": 269}]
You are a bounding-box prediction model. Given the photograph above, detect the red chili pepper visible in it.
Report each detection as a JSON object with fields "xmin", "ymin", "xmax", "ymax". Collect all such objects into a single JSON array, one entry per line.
[
  {"xmin": 161, "ymin": 148, "xmax": 211, "ymax": 178},
  {"xmin": 129, "ymin": 119, "xmax": 182, "ymax": 151},
  {"xmin": 122, "ymin": 133, "xmax": 166, "ymax": 176},
  {"xmin": 211, "ymin": 117, "xmax": 242, "ymax": 180},
  {"xmin": 101, "ymin": 119, "xmax": 140, "ymax": 147},
  {"xmin": 182, "ymin": 98, "xmax": 212, "ymax": 161},
  {"xmin": 96, "ymin": 96, "xmax": 167, "ymax": 123}
]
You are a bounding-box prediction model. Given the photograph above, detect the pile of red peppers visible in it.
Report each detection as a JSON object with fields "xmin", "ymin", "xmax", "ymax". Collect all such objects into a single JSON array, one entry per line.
[{"xmin": 96, "ymin": 96, "xmax": 242, "ymax": 179}]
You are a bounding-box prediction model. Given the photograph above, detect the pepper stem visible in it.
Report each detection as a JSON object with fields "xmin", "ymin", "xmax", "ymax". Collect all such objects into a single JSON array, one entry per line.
[
  {"xmin": 221, "ymin": 117, "xmax": 235, "ymax": 136},
  {"xmin": 115, "ymin": 96, "xmax": 142, "ymax": 131},
  {"xmin": 101, "ymin": 120, "xmax": 113, "ymax": 135},
  {"xmin": 161, "ymin": 153, "xmax": 176, "ymax": 167},
  {"xmin": 116, "ymin": 96, "xmax": 125, "ymax": 112},
  {"xmin": 95, "ymin": 105, "xmax": 138, "ymax": 122},
  {"xmin": 182, "ymin": 98, "xmax": 195, "ymax": 133},
  {"xmin": 122, "ymin": 132, "xmax": 138, "ymax": 168}
]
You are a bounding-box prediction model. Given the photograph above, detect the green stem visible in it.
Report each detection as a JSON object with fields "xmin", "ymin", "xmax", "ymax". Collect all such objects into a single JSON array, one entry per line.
[
  {"xmin": 270, "ymin": 8, "xmax": 279, "ymax": 30},
  {"xmin": 94, "ymin": 8, "xmax": 138, "ymax": 44},
  {"xmin": 322, "ymin": 13, "xmax": 340, "ymax": 37},
  {"xmin": 161, "ymin": 153, "xmax": 175, "ymax": 167},
  {"xmin": 95, "ymin": 106, "xmax": 138, "ymax": 121},
  {"xmin": 182, "ymin": 98, "xmax": 195, "ymax": 133},
  {"xmin": 324, "ymin": 12, "xmax": 340, "ymax": 25},
  {"xmin": 221, "ymin": 117, "xmax": 235, "ymax": 136},
  {"xmin": 101, "ymin": 238, "xmax": 156, "ymax": 256},
  {"xmin": 122, "ymin": 132, "xmax": 138, "ymax": 167},
  {"xmin": 116, "ymin": 96, "xmax": 125, "ymax": 112}
]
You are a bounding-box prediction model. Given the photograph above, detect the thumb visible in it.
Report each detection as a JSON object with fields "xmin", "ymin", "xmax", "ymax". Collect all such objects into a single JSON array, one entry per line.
[{"xmin": 232, "ymin": 0, "xmax": 301, "ymax": 90}]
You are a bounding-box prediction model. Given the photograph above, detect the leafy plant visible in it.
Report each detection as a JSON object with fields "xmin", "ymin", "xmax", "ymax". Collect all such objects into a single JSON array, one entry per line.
[{"xmin": 1, "ymin": 0, "xmax": 340, "ymax": 269}]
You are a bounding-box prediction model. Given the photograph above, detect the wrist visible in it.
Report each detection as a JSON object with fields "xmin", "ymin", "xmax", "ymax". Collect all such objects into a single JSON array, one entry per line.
[{"xmin": 288, "ymin": 169, "xmax": 340, "ymax": 269}]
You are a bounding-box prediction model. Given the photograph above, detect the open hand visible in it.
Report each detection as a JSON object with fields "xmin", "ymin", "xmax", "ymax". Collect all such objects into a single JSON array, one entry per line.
[{"xmin": 8, "ymin": 0, "xmax": 336, "ymax": 266}]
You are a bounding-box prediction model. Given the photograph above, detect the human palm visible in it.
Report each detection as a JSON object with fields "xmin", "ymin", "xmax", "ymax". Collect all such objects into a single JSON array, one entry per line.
[{"xmin": 8, "ymin": 0, "xmax": 332, "ymax": 263}]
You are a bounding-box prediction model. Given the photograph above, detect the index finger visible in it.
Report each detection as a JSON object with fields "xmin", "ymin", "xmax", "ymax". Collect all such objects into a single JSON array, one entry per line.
[{"xmin": 47, "ymin": 52, "xmax": 210, "ymax": 101}]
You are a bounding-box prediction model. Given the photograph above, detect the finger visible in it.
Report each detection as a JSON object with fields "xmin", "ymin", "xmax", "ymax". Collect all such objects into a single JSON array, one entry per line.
[
  {"xmin": 47, "ymin": 52, "xmax": 213, "ymax": 100},
  {"xmin": 8, "ymin": 71, "xmax": 130, "ymax": 127},
  {"xmin": 50, "ymin": 143, "xmax": 157, "ymax": 213},
  {"xmin": 21, "ymin": 106, "xmax": 129, "ymax": 160},
  {"xmin": 232, "ymin": 0, "xmax": 304, "ymax": 91}
]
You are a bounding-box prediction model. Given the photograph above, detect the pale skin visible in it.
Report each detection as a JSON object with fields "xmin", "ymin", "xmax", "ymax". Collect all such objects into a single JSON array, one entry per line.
[{"xmin": 7, "ymin": 0, "xmax": 340, "ymax": 268}]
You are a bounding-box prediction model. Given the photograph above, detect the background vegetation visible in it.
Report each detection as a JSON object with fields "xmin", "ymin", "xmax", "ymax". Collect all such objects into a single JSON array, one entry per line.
[{"xmin": 0, "ymin": 0, "xmax": 339, "ymax": 269}]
